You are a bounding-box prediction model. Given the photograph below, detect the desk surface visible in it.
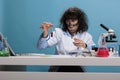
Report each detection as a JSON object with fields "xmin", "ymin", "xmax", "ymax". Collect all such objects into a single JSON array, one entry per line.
[
  {"xmin": 1, "ymin": 55, "xmax": 120, "ymax": 80},
  {"xmin": 0, "ymin": 55, "xmax": 120, "ymax": 66}
]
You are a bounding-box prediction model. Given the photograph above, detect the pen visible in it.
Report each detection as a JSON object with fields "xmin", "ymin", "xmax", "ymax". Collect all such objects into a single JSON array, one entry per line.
[
  {"xmin": 51, "ymin": 27, "xmax": 54, "ymax": 37},
  {"xmin": 51, "ymin": 32, "xmax": 53, "ymax": 37}
]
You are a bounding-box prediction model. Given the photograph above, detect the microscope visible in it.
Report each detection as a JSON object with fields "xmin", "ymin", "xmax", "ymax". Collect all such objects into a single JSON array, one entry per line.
[
  {"xmin": 100, "ymin": 24, "xmax": 117, "ymax": 42},
  {"xmin": 97, "ymin": 24, "xmax": 118, "ymax": 57}
]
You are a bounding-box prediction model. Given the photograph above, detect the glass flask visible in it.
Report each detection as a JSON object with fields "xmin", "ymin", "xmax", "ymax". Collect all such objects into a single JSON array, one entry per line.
[{"xmin": 97, "ymin": 34, "xmax": 109, "ymax": 57}]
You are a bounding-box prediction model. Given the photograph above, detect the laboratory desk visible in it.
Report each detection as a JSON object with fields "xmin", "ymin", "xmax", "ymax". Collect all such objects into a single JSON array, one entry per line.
[{"xmin": 0, "ymin": 55, "xmax": 120, "ymax": 80}]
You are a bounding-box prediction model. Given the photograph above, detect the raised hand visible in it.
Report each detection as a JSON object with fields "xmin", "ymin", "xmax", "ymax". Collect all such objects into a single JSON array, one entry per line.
[{"xmin": 40, "ymin": 22, "xmax": 53, "ymax": 38}]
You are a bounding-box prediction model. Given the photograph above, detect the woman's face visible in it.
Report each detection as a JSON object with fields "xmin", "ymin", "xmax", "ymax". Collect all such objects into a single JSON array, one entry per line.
[{"xmin": 66, "ymin": 19, "xmax": 79, "ymax": 35}]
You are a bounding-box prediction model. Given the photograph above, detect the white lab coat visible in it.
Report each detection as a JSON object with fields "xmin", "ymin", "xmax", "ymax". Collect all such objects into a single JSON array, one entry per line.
[{"xmin": 37, "ymin": 28, "xmax": 95, "ymax": 55}]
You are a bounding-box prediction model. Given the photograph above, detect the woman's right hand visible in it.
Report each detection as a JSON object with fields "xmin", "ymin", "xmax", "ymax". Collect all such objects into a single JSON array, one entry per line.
[
  {"xmin": 40, "ymin": 22, "xmax": 53, "ymax": 38},
  {"xmin": 41, "ymin": 22, "xmax": 53, "ymax": 32}
]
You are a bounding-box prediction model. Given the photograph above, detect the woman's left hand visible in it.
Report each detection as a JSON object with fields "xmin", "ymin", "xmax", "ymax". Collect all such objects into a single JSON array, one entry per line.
[{"xmin": 73, "ymin": 38, "xmax": 86, "ymax": 48}]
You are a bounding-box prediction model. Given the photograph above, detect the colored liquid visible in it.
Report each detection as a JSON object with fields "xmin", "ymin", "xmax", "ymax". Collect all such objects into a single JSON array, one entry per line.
[{"xmin": 97, "ymin": 48, "xmax": 109, "ymax": 57}]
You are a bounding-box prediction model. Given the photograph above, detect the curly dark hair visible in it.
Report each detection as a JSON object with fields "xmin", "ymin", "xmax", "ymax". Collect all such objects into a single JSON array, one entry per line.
[{"xmin": 60, "ymin": 7, "xmax": 88, "ymax": 33}]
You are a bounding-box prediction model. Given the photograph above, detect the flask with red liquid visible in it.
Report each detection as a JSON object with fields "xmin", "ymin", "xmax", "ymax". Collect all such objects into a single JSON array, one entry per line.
[
  {"xmin": 97, "ymin": 35, "xmax": 109, "ymax": 57},
  {"xmin": 97, "ymin": 48, "xmax": 109, "ymax": 57}
]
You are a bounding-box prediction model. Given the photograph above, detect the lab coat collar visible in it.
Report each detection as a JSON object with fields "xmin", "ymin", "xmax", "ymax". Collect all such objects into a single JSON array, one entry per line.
[{"xmin": 64, "ymin": 31, "xmax": 80, "ymax": 38}]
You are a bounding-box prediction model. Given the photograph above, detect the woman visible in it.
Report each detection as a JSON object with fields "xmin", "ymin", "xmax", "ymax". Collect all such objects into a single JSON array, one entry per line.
[{"xmin": 37, "ymin": 7, "xmax": 95, "ymax": 72}]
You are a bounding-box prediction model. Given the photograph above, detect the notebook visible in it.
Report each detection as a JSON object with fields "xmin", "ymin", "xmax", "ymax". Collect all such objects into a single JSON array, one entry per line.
[{"xmin": 0, "ymin": 32, "xmax": 45, "ymax": 56}]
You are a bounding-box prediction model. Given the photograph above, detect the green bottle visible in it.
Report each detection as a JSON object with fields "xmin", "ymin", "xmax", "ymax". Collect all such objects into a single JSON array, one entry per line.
[
  {"xmin": 0, "ymin": 48, "xmax": 10, "ymax": 57},
  {"xmin": 0, "ymin": 51, "xmax": 4, "ymax": 56},
  {"xmin": 3, "ymin": 48, "xmax": 10, "ymax": 56}
]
